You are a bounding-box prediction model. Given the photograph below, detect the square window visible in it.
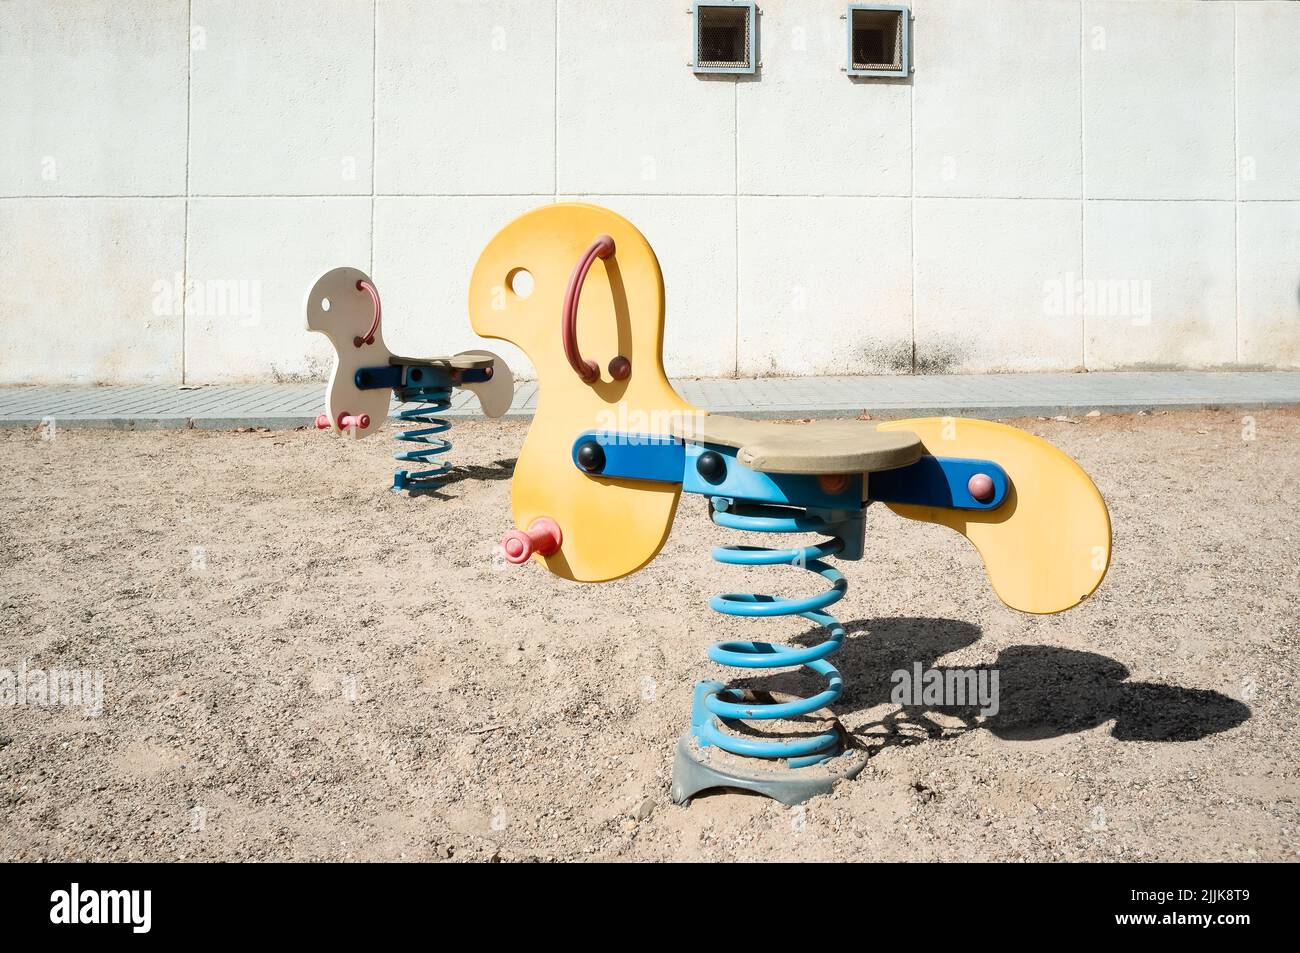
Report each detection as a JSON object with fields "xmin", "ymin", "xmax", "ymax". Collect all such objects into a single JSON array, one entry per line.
[
  {"xmin": 693, "ymin": 3, "xmax": 757, "ymax": 75},
  {"xmin": 847, "ymin": 5, "xmax": 909, "ymax": 77}
]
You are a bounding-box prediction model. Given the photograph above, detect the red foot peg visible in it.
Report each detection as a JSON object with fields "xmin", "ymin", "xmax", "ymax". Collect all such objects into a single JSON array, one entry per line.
[
  {"xmin": 315, "ymin": 413, "xmax": 370, "ymax": 430},
  {"xmin": 501, "ymin": 518, "xmax": 563, "ymax": 564}
]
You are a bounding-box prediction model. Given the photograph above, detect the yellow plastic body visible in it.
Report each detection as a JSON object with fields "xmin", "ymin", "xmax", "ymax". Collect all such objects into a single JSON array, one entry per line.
[
  {"xmin": 877, "ymin": 417, "xmax": 1112, "ymax": 614},
  {"xmin": 468, "ymin": 203, "xmax": 699, "ymax": 582},
  {"xmin": 467, "ymin": 204, "xmax": 1111, "ymax": 609}
]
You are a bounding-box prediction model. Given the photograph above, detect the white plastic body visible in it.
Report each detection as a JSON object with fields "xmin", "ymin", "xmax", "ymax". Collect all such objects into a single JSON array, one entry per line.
[{"xmin": 304, "ymin": 266, "xmax": 514, "ymax": 439}]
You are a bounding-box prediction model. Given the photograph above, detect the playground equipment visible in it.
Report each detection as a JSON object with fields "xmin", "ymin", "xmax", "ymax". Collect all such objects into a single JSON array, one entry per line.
[
  {"xmin": 304, "ymin": 267, "xmax": 513, "ymax": 492},
  {"xmin": 470, "ymin": 203, "xmax": 1111, "ymax": 805}
]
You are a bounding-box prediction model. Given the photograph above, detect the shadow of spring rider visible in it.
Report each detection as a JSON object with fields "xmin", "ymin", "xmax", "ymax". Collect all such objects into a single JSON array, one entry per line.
[
  {"xmin": 469, "ymin": 204, "xmax": 1112, "ymax": 806},
  {"xmin": 304, "ymin": 267, "xmax": 513, "ymax": 493}
]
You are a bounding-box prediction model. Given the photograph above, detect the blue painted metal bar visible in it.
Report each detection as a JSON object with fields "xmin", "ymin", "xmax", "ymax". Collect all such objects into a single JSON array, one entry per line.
[
  {"xmin": 567, "ymin": 430, "xmax": 1009, "ymax": 517},
  {"xmin": 355, "ymin": 365, "xmax": 403, "ymax": 391},
  {"xmin": 683, "ymin": 442, "xmax": 863, "ymax": 510},
  {"xmin": 355, "ymin": 363, "xmax": 486, "ymax": 395},
  {"xmin": 567, "ymin": 430, "xmax": 867, "ymax": 512},
  {"xmin": 569, "ymin": 430, "xmax": 685, "ymax": 484},
  {"xmin": 868, "ymin": 456, "xmax": 1009, "ymax": 510},
  {"xmin": 397, "ymin": 364, "xmax": 457, "ymax": 400}
]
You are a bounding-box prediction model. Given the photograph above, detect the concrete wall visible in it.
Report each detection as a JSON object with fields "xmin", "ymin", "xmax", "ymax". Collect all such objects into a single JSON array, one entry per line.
[{"xmin": 1, "ymin": 0, "xmax": 1297, "ymax": 384}]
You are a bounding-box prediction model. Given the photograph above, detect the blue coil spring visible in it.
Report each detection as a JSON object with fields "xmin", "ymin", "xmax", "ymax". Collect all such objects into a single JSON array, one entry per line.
[
  {"xmin": 392, "ymin": 383, "xmax": 453, "ymax": 492},
  {"xmin": 694, "ymin": 499, "xmax": 849, "ymax": 769}
]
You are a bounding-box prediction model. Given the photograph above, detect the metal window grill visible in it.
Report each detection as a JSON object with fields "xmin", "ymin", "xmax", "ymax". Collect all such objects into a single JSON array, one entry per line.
[
  {"xmin": 847, "ymin": 5, "xmax": 909, "ymax": 77},
  {"xmin": 693, "ymin": 3, "xmax": 757, "ymax": 74}
]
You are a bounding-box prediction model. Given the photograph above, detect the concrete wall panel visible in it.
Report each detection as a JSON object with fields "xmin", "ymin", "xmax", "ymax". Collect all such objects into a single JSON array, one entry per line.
[
  {"xmin": 189, "ymin": 0, "xmax": 373, "ymax": 196},
  {"xmin": 0, "ymin": 1, "xmax": 189, "ymax": 196},
  {"xmin": 184, "ymin": 198, "xmax": 371, "ymax": 383},
  {"xmin": 0, "ymin": 199, "xmax": 185, "ymax": 384},
  {"xmin": 1, "ymin": 1, "xmax": 1296, "ymax": 382},
  {"xmin": 914, "ymin": 198, "xmax": 1083, "ymax": 373},
  {"xmin": 738, "ymin": 197, "xmax": 912, "ymax": 376},
  {"xmin": 1084, "ymin": 201, "xmax": 1236, "ymax": 369}
]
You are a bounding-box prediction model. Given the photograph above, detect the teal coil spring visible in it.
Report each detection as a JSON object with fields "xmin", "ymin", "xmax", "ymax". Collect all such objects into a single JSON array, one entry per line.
[
  {"xmin": 692, "ymin": 499, "xmax": 850, "ymax": 768},
  {"xmin": 392, "ymin": 383, "xmax": 453, "ymax": 493}
]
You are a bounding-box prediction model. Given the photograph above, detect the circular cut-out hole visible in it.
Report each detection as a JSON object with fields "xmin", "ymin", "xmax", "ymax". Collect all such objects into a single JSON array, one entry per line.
[
  {"xmin": 507, "ymin": 268, "xmax": 534, "ymax": 299},
  {"xmin": 320, "ymin": 297, "xmax": 331, "ymax": 312}
]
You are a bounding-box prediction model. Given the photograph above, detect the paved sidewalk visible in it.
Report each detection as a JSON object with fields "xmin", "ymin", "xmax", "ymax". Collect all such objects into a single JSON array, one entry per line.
[{"xmin": 1, "ymin": 371, "xmax": 1298, "ymax": 429}]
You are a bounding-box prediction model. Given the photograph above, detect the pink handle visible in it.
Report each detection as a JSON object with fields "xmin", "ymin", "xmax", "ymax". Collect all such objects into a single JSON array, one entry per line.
[
  {"xmin": 316, "ymin": 412, "xmax": 369, "ymax": 431},
  {"xmin": 562, "ymin": 235, "xmax": 630, "ymax": 384},
  {"xmin": 501, "ymin": 517, "xmax": 563, "ymax": 564},
  {"xmin": 354, "ymin": 279, "xmax": 380, "ymax": 348}
]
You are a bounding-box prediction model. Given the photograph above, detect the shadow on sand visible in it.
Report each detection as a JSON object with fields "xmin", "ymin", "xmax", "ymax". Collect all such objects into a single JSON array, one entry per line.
[{"xmin": 718, "ymin": 616, "xmax": 1251, "ymax": 751}]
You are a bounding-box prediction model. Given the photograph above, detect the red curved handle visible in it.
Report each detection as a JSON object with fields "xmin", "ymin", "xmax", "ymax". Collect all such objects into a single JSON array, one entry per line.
[
  {"xmin": 354, "ymin": 279, "xmax": 380, "ymax": 348},
  {"xmin": 562, "ymin": 235, "xmax": 629, "ymax": 384}
]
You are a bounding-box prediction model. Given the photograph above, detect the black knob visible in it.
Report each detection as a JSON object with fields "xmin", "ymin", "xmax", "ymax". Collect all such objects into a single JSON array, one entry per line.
[
  {"xmin": 576, "ymin": 441, "xmax": 606, "ymax": 473},
  {"xmin": 696, "ymin": 450, "xmax": 726, "ymax": 484}
]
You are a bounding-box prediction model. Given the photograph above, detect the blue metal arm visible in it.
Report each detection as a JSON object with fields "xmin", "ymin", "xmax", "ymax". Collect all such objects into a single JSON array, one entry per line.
[{"xmin": 567, "ymin": 429, "xmax": 1009, "ymax": 513}]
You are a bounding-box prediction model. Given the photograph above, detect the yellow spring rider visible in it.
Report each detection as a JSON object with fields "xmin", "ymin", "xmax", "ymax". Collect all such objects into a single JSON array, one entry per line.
[{"xmin": 471, "ymin": 204, "xmax": 1111, "ymax": 805}]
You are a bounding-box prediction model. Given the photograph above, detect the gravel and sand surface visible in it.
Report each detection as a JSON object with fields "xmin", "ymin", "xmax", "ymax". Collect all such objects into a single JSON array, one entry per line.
[{"xmin": 1, "ymin": 410, "xmax": 1296, "ymax": 861}]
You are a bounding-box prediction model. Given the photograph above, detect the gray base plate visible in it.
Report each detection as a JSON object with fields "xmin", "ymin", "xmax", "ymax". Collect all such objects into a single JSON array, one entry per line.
[{"xmin": 670, "ymin": 734, "xmax": 868, "ymax": 807}]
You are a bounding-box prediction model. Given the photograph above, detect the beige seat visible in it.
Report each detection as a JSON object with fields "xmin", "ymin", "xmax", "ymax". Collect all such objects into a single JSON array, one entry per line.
[
  {"xmin": 672, "ymin": 415, "xmax": 923, "ymax": 475},
  {"xmin": 389, "ymin": 353, "xmax": 494, "ymax": 369}
]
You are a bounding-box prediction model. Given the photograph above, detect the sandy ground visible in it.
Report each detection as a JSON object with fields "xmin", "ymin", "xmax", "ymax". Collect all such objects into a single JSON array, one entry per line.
[{"xmin": 0, "ymin": 409, "xmax": 1296, "ymax": 862}]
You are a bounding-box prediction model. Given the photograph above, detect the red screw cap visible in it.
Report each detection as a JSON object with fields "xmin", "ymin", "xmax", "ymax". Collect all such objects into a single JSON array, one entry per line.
[{"xmin": 967, "ymin": 473, "xmax": 995, "ymax": 503}]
